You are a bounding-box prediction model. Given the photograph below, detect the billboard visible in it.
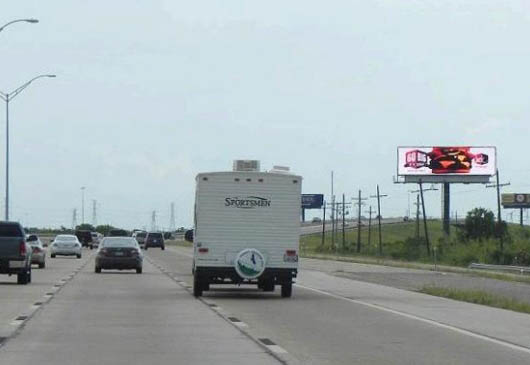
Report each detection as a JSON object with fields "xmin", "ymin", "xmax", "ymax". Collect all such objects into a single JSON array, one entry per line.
[
  {"xmin": 502, "ymin": 194, "xmax": 530, "ymax": 209},
  {"xmin": 398, "ymin": 146, "xmax": 496, "ymax": 177},
  {"xmin": 301, "ymin": 194, "xmax": 324, "ymax": 209}
]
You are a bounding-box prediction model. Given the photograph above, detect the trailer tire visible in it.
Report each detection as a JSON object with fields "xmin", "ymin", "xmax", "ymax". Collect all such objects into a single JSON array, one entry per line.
[
  {"xmin": 193, "ymin": 275, "xmax": 203, "ymax": 297},
  {"xmin": 281, "ymin": 282, "xmax": 292, "ymax": 298}
]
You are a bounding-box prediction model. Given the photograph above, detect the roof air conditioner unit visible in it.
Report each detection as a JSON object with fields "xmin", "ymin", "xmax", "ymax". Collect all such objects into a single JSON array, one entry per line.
[
  {"xmin": 233, "ymin": 160, "xmax": 260, "ymax": 172},
  {"xmin": 269, "ymin": 165, "xmax": 290, "ymax": 174}
]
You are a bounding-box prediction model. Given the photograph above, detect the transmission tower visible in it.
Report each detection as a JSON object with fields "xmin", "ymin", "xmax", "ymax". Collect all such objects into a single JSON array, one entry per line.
[
  {"xmin": 72, "ymin": 209, "xmax": 77, "ymax": 229},
  {"xmin": 92, "ymin": 200, "xmax": 97, "ymax": 226},
  {"xmin": 151, "ymin": 211, "xmax": 157, "ymax": 231},
  {"xmin": 169, "ymin": 202, "xmax": 176, "ymax": 231}
]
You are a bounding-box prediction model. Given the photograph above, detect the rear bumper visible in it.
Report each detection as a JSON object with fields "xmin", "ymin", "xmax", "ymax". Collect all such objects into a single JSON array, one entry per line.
[
  {"xmin": 31, "ymin": 253, "xmax": 45, "ymax": 264},
  {"xmin": 51, "ymin": 248, "xmax": 81, "ymax": 256},
  {"xmin": 96, "ymin": 256, "xmax": 142, "ymax": 269},
  {"xmin": 195, "ymin": 267, "xmax": 297, "ymax": 285},
  {"xmin": 0, "ymin": 259, "xmax": 28, "ymax": 274}
]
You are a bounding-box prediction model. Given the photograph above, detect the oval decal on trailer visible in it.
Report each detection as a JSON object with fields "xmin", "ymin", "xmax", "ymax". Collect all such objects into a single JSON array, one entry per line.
[{"xmin": 234, "ymin": 248, "xmax": 266, "ymax": 279}]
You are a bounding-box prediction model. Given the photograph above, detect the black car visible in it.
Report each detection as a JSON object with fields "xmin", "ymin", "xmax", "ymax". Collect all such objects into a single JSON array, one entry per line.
[
  {"xmin": 108, "ymin": 229, "xmax": 128, "ymax": 237},
  {"xmin": 95, "ymin": 237, "xmax": 143, "ymax": 274},
  {"xmin": 144, "ymin": 232, "xmax": 165, "ymax": 250}
]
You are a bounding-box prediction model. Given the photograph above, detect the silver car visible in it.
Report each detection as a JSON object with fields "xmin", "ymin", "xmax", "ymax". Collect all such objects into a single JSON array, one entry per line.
[
  {"xmin": 27, "ymin": 234, "xmax": 46, "ymax": 268},
  {"xmin": 50, "ymin": 235, "xmax": 82, "ymax": 258}
]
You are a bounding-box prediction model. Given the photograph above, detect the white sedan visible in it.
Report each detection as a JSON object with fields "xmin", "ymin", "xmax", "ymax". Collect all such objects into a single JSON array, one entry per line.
[{"xmin": 50, "ymin": 235, "xmax": 82, "ymax": 259}]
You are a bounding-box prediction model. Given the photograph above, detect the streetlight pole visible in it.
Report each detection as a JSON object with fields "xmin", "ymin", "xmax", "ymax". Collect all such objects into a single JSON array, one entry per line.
[
  {"xmin": 0, "ymin": 18, "xmax": 39, "ymax": 33},
  {"xmin": 0, "ymin": 74, "xmax": 56, "ymax": 220}
]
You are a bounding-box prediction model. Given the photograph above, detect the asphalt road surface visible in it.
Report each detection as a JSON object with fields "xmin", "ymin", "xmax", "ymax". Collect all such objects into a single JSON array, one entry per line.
[
  {"xmin": 2, "ymin": 246, "xmax": 530, "ymax": 364},
  {"xmin": 147, "ymin": 246, "xmax": 530, "ymax": 365}
]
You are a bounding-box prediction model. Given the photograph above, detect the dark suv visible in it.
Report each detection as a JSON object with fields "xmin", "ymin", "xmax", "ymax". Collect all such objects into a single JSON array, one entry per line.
[
  {"xmin": 0, "ymin": 222, "xmax": 32, "ymax": 284},
  {"xmin": 75, "ymin": 230, "xmax": 93, "ymax": 248},
  {"xmin": 144, "ymin": 232, "xmax": 165, "ymax": 250}
]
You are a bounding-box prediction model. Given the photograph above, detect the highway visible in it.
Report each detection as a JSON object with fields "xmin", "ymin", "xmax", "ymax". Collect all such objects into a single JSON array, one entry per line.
[
  {"xmin": 1, "ymin": 246, "xmax": 530, "ymax": 364},
  {"xmin": 300, "ymin": 218, "xmax": 404, "ymax": 236}
]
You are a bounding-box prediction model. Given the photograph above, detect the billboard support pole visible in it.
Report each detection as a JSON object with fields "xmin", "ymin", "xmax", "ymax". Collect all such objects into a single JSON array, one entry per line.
[
  {"xmin": 495, "ymin": 170, "xmax": 504, "ymax": 253},
  {"xmin": 521, "ymin": 208, "xmax": 524, "ymax": 227},
  {"xmin": 419, "ymin": 180, "xmax": 431, "ymax": 255},
  {"xmin": 302, "ymin": 208, "xmax": 305, "ymax": 223},
  {"xmin": 377, "ymin": 185, "xmax": 383, "ymax": 256},
  {"xmin": 321, "ymin": 202, "xmax": 326, "ymax": 249},
  {"xmin": 442, "ymin": 183, "xmax": 450, "ymax": 236},
  {"xmin": 415, "ymin": 194, "xmax": 420, "ymax": 240}
]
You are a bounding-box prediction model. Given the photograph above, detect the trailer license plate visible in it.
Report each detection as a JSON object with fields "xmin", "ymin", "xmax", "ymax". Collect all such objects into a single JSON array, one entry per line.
[{"xmin": 9, "ymin": 261, "xmax": 25, "ymax": 268}]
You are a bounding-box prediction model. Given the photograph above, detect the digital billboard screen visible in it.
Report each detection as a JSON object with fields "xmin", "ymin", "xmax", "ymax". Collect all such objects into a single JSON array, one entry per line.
[{"xmin": 397, "ymin": 146, "xmax": 496, "ymax": 176}]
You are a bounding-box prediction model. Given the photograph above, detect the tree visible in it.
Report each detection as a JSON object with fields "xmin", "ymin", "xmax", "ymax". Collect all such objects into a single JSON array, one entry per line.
[
  {"xmin": 75, "ymin": 223, "xmax": 95, "ymax": 231},
  {"xmin": 462, "ymin": 208, "xmax": 496, "ymax": 241},
  {"xmin": 95, "ymin": 225, "xmax": 116, "ymax": 236}
]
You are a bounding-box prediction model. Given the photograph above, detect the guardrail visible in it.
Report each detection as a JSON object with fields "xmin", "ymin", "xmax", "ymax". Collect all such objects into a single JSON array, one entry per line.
[{"xmin": 468, "ymin": 263, "xmax": 530, "ymax": 275}]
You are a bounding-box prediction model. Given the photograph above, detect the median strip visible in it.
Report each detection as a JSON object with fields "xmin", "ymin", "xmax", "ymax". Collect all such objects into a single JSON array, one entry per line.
[{"xmin": 419, "ymin": 286, "xmax": 530, "ymax": 315}]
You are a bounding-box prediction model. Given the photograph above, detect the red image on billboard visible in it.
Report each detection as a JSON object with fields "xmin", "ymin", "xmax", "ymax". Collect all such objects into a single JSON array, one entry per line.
[{"xmin": 404, "ymin": 147, "xmax": 489, "ymax": 174}]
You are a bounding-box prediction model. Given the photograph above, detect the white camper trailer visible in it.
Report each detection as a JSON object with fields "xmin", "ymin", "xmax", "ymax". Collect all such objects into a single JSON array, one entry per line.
[{"xmin": 190, "ymin": 160, "xmax": 302, "ymax": 298}]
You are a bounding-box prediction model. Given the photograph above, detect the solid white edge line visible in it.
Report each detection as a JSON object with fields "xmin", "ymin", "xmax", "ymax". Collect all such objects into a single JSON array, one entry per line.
[{"xmin": 295, "ymin": 284, "xmax": 530, "ymax": 355}]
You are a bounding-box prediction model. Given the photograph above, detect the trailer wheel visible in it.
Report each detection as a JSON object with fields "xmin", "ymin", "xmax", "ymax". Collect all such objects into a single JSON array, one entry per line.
[
  {"xmin": 281, "ymin": 282, "xmax": 292, "ymax": 298},
  {"xmin": 193, "ymin": 275, "xmax": 203, "ymax": 297}
]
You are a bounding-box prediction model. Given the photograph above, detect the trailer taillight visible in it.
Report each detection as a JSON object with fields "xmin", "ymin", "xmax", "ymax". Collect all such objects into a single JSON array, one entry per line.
[
  {"xmin": 198, "ymin": 248, "xmax": 209, "ymax": 254},
  {"xmin": 284, "ymin": 250, "xmax": 298, "ymax": 262}
]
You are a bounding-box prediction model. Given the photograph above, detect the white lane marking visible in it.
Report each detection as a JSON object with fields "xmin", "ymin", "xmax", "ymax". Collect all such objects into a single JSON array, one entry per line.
[
  {"xmin": 296, "ymin": 284, "xmax": 530, "ymax": 355},
  {"xmin": 267, "ymin": 345, "xmax": 288, "ymax": 354}
]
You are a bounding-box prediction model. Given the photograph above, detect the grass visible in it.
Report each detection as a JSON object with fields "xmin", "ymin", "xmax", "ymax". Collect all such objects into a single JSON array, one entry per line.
[
  {"xmin": 419, "ymin": 286, "xmax": 530, "ymax": 314},
  {"xmin": 300, "ymin": 220, "xmax": 530, "ymax": 284}
]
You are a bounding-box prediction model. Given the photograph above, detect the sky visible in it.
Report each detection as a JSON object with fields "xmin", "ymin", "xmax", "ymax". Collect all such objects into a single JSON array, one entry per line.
[{"xmin": 1, "ymin": 0, "xmax": 530, "ymax": 229}]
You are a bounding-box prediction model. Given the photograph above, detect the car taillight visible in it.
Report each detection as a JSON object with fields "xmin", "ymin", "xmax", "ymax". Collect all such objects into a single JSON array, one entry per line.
[
  {"xmin": 20, "ymin": 241, "xmax": 27, "ymax": 256},
  {"xmin": 285, "ymin": 250, "xmax": 297, "ymax": 256},
  {"xmin": 32, "ymin": 247, "xmax": 42, "ymax": 253},
  {"xmin": 198, "ymin": 248, "xmax": 209, "ymax": 254}
]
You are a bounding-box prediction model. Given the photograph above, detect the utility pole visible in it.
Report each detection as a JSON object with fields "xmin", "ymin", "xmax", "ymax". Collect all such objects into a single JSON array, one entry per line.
[
  {"xmin": 72, "ymin": 209, "xmax": 77, "ymax": 230},
  {"xmin": 80, "ymin": 186, "xmax": 86, "ymax": 224},
  {"xmin": 169, "ymin": 202, "xmax": 176, "ymax": 231},
  {"xmin": 355, "ymin": 190, "xmax": 368, "ymax": 253},
  {"xmin": 365, "ymin": 206, "xmax": 373, "ymax": 247},
  {"xmin": 331, "ymin": 195, "xmax": 336, "ymax": 250},
  {"xmin": 92, "ymin": 200, "xmax": 97, "ymax": 226},
  {"xmin": 370, "ymin": 185, "xmax": 388, "ymax": 256},
  {"xmin": 321, "ymin": 201, "xmax": 326, "ymax": 249},
  {"xmin": 342, "ymin": 194, "xmax": 346, "ymax": 250},
  {"xmin": 486, "ymin": 169, "xmax": 510, "ymax": 252},
  {"xmin": 331, "ymin": 171, "xmax": 335, "ymax": 250}
]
